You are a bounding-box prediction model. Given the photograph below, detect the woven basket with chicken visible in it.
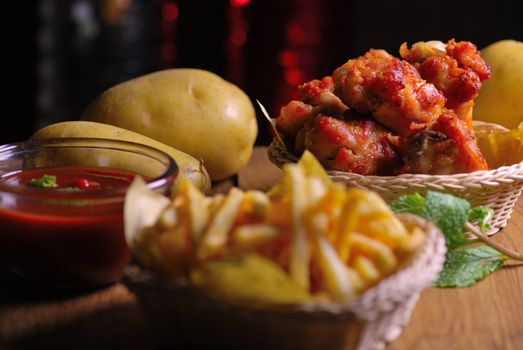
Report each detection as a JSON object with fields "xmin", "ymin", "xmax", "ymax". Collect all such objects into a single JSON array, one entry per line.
[{"xmin": 268, "ymin": 39, "xmax": 523, "ymax": 235}]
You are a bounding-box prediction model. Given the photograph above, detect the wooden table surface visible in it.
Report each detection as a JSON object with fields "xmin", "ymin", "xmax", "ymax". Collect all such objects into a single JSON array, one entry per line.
[{"xmin": 1, "ymin": 147, "xmax": 522, "ymax": 350}]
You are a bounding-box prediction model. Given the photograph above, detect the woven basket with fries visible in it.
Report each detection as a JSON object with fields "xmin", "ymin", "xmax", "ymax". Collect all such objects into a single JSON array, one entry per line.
[
  {"xmin": 125, "ymin": 213, "xmax": 446, "ymax": 350},
  {"xmin": 269, "ymin": 121, "xmax": 523, "ymax": 235}
]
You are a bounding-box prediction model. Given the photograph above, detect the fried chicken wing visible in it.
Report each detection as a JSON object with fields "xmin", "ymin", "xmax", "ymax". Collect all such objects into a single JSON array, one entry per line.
[
  {"xmin": 276, "ymin": 76, "xmax": 348, "ymax": 138},
  {"xmin": 298, "ymin": 76, "xmax": 348, "ymax": 115},
  {"xmin": 404, "ymin": 113, "xmax": 488, "ymax": 174},
  {"xmin": 295, "ymin": 114, "xmax": 401, "ymax": 175},
  {"xmin": 332, "ymin": 49, "xmax": 446, "ymax": 136},
  {"xmin": 400, "ymin": 39, "xmax": 491, "ymax": 127},
  {"xmin": 275, "ymin": 40, "xmax": 489, "ymax": 176}
]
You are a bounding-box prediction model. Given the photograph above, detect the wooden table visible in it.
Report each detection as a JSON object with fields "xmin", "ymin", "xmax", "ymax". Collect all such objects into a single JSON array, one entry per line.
[{"xmin": 1, "ymin": 148, "xmax": 522, "ymax": 350}]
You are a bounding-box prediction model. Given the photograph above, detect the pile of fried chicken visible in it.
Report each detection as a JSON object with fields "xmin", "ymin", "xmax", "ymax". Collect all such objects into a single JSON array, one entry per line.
[{"xmin": 276, "ymin": 39, "xmax": 491, "ymax": 175}]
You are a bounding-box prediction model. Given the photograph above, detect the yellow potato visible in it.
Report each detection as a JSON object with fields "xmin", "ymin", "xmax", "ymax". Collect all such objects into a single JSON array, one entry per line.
[
  {"xmin": 30, "ymin": 121, "xmax": 210, "ymax": 194},
  {"xmin": 474, "ymin": 40, "xmax": 523, "ymax": 129},
  {"xmin": 82, "ymin": 69, "xmax": 258, "ymax": 180}
]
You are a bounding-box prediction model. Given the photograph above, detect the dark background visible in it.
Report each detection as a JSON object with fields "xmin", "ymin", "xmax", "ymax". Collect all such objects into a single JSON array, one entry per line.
[{"xmin": 2, "ymin": 0, "xmax": 521, "ymax": 146}]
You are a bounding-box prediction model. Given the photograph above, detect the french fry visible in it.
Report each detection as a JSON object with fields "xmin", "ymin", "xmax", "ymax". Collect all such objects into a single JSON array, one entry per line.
[
  {"xmin": 285, "ymin": 165, "xmax": 311, "ymax": 290},
  {"xmin": 356, "ymin": 212, "xmax": 409, "ymax": 248},
  {"xmin": 197, "ymin": 188, "xmax": 245, "ymax": 259},
  {"xmin": 156, "ymin": 205, "xmax": 178, "ymax": 230},
  {"xmin": 157, "ymin": 227, "xmax": 191, "ymax": 260},
  {"xmin": 232, "ymin": 225, "xmax": 280, "ymax": 249},
  {"xmin": 268, "ymin": 150, "xmax": 331, "ymax": 199},
  {"xmin": 129, "ymin": 151, "xmax": 427, "ymax": 306},
  {"xmin": 245, "ymin": 190, "xmax": 270, "ymax": 216},
  {"xmin": 314, "ymin": 184, "xmax": 346, "ymax": 243},
  {"xmin": 353, "ymin": 255, "xmax": 381, "ymax": 285},
  {"xmin": 349, "ymin": 233, "xmax": 398, "ymax": 274},
  {"xmin": 180, "ymin": 180, "xmax": 209, "ymax": 241},
  {"xmin": 306, "ymin": 177, "xmax": 327, "ymax": 208},
  {"xmin": 396, "ymin": 227, "xmax": 426, "ymax": 257},
  {"xmin": 336, "ymin": 188, "xmax": 409, "ymax": 260},
  {"xmin": 297, "ymin": 150, "xmax": 332, "ymax": 187},
  {"xmin": 207, "ymin": 193, "xmax": 225, "ymax": 216},
  {"xmin": 347, "ymin": 267, "xmax": 366, "ymax": 294},
  {"xmin": 312, "ymin": 213, "xmax": 355, "ymax": 303}
]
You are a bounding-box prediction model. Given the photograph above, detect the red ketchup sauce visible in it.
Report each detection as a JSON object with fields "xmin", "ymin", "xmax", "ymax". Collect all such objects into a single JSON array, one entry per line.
[{"xmin": 0, "ymin": 166, "xmax": 138, "ymax": 287}]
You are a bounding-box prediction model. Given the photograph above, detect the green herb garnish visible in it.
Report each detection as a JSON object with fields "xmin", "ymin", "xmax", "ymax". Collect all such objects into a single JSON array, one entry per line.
[
  {"xmin": 391, "ymin": 191, "xmax": 522, "ymax": 288},
  {"xmin": 434, "ymin": 246, "xmax": 507, "ymax": 288},
  {"xmin": 29, "ymin": 174, "xmax": 58, "ymax": 188},
  {"xmin": 389, "ymin": 192, "xmax": 425, "ymax": 216},
  {"xmin": 421, "ymin": 191, "xmax": 470, "ymax": 249},
  {"xmin": 467, "ymin": 206, "xmax": 494, "ymax": 234}
]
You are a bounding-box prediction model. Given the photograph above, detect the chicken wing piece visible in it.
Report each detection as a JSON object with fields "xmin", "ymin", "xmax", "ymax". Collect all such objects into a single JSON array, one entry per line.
[
  {"xmin": 298, "ymin": 76, "xmax": 348, "ymax": 115},
  {"xmin": 276, "ymin": 76, "xmax": 348, "ymax": 139},
  {"xmin": 295, "ymin": 114, "xmax": 401, "ymax": 175},
  {"xmin": 400, "ymin": 39, "xmax": 491, "ymax": 127},
  {"xmin": 403, "ymin": 113, "xmax": 488, "ymax": 174},
  {"xmin": 332, "ymin": 49, "xmax": 446, "ymax": 137}
]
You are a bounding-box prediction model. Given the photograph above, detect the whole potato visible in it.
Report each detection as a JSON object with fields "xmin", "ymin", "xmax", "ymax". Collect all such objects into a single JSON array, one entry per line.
[
  {"xmin": 31, "ymin": 121, "xmax": 211, "ymax": 194},
  {"xmin": 473, "ymin": 40, "xmax": 523, "ymax": 129},
  {"xmin": 82, "ymin": 69, "xmax": 258, "ymax": 180}
]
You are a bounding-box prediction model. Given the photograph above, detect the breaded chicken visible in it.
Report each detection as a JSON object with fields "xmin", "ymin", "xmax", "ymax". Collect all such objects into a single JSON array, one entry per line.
[
  {"xmin": 332, "ymin": 49, "xmax": 446, "ymax": 137},
  {"xmin": 295, "ymin": 114, "xmax": 401, "ymax": 175},
  {"xmin": 276, "ymin": 77, "xmax": 347, "ymax": 138},
  {"xmin": 404, "ymin": 113, "xmax": 488, "ymax": 174},
  {"xmin": 400, "ymin": 39, "xmax": 491, "ymax": 127},
  {"xmin": 275, "ymin": 40, "xmax": 489, "ymax": 176}
]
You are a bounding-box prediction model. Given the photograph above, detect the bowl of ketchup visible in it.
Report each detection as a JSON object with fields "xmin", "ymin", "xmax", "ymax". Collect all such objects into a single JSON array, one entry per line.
[{"xmin": 0, "ymin": 138, "xmax": 177, "ymax": 288}]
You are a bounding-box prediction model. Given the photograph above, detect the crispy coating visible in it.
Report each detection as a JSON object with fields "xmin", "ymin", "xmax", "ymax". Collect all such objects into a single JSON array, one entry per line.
[
  {"xmin": 277, "ymin": 77, "xmax": 347, "ymax": 138},
  {"xmin": 404, "ymin": 113, "xmax": 488, "ymax": 174},
  {"xmin": 295, "ymin": 114, "xmax": 401, "ymax": 175},
  {"xmin": 400, "ymin": 39, "xmax": 491, "ymax": 127},
  {"xmin": 275, "ymin": 41, "xmax": 489, "ymax": 176},
  {"xmin": 332, "ymin": 49, "xmax": 446, "ymax": 137},
  {"xmin": 277, "ymin": 100, "xmax": 315, "ymax": 138}
]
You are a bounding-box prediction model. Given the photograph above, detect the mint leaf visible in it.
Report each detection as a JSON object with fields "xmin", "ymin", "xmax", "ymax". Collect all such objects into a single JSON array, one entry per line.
[
  {"xmin": 434, "ymin": 246, "xmax": 506, "ymax": 287},
  {"xmin": 422, "ymin": 191, "xmax": 470, "ymax": 249},
  {"xmin": 468, "ymin": 206, "xmax": 494, "ymax": 234},
  {"xmin": 389, "ymin": 191, "xmax": 513, "ymax": 288},
  {"xmin": 390, "ymin": 193, "xmax": 426, "ymax": 216},
  {"xmin": 29, "ymin": 174, "xmax": 57, "ymax": 188}
]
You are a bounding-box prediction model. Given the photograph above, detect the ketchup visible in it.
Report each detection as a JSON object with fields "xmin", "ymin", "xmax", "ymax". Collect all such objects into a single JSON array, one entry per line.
[{"xmin": 0, "ymin": 166, "xmax": 138, "ymax": 288}]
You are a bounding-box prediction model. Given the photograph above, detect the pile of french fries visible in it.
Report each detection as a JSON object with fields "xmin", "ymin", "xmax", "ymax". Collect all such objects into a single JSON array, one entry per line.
[{"xmin": 133, "ymin": 152, "xmax": 426, "ymax": 304}]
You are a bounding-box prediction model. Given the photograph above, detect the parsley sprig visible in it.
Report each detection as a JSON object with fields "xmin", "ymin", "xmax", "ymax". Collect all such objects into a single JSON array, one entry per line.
[
  {"xmin": 28, "ymin": 174, "xmax": 58, "ymax": 188},
  {"xmin": 391, "ymin": 191, "xmax": 522, "ymax": 288}
]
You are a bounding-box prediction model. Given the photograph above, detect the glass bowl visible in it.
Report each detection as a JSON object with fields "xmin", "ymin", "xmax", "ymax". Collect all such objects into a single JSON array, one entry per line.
[{"xmin": 0, "ymin": 138, "xmax": 177, "ymax": 288}]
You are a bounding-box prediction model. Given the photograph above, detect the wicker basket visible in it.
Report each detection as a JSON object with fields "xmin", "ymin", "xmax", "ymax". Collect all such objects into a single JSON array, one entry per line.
[
  {"xmin": 268, "ymin": 122, "xmax": 523, "ymax": 235},
  {"xmin": 125, "ymin": 214, "xmax": 446, "ymax": 350}
]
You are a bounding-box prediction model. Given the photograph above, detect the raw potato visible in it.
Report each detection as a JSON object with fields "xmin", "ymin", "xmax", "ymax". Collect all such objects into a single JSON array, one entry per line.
[
  {"xmin": 30, "ymin": 121, "xmax": 210, "ymax": 193},
  {"xmin": 473, "ymin": 40, "xmax": 523, "ymax": 129},
  {"xmin": 82, "ymin": 69, "xmax": 258, "ymax": 180}
]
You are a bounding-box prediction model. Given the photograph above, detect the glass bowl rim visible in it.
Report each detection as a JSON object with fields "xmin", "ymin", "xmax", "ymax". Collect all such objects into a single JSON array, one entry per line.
[{"xmin": 0, "ymin": 137, "xmax": 178, "ymax": 199}]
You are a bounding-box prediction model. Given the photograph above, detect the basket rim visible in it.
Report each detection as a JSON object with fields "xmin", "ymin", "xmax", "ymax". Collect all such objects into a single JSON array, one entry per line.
[
  {"xmin": 125, "ymin": 214, "xmax": 446, "ymax": 318},
  {"xmin": 268, "ymin": 137, "xmax": 523, "ymax": 182}
]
